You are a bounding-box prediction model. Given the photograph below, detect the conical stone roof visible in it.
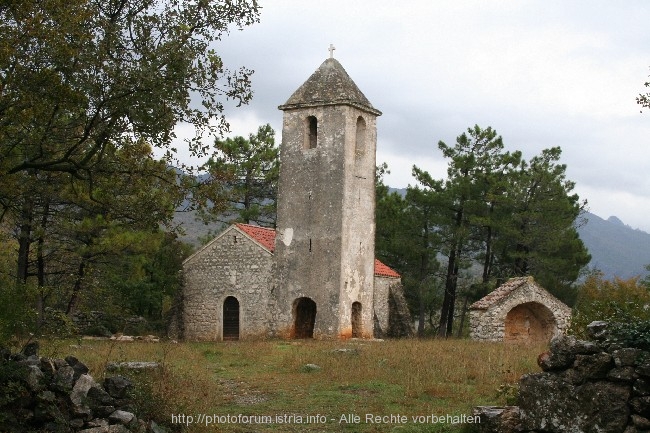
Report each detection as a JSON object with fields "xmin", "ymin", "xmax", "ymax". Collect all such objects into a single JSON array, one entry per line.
[{"xmin": 278, "ymin": 58, "xmax": 381, "ymax": 116}]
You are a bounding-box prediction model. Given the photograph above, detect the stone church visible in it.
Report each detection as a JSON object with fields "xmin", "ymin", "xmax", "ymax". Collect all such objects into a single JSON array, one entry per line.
[{"xmin": 176, "ymin": 55, "xmax": 414, "ymax": 341}]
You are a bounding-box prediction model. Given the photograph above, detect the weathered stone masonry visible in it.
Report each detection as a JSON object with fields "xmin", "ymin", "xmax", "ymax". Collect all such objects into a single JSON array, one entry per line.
[
  {"xmin": 178, "ymin": 56, "xmax": 414, "ymax": 341},
  {"xmin": 182, "ymin": 225, "xmax": 274, "ymax": 341},
  {"xmin": 469, "ymin": 276, "xmax": 571, "ymax": 343},
  {"xmin": 181, "ymin": 223, "xmax": 411, "ymax": 340},
  {"xmin": 475, "ymin": 330, "xmax": 650, "ymax": 433},
  {"xmin": 274, "ymin": 58, "xmax": 381, "ymax": 339}
]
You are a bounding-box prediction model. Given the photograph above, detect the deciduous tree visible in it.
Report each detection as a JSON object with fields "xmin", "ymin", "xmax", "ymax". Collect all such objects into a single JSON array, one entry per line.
[{"xmin": 0, "ymin": 0, "xmax": 260, "ymax": 223}]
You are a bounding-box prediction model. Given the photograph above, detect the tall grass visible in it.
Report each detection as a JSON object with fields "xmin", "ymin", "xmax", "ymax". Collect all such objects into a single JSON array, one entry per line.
[{"xmin": 42, "ymin": 338, "xmax": 544, "ymax": 432}]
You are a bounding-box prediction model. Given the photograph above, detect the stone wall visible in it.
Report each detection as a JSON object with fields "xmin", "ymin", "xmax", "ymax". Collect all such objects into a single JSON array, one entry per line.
[
  {"xmin": 373, "ymin": 278, "xmax": 415, "ymax": 338},
  {"xmin": 373, "ymin": 276, "xmax": 395, "ymax": 336},
  {"xmin": 0, "ymin": 343, "xmax": 161, "ymax": 432},
  {"xmin": 386, "ymin": 283, "xmax": 416, "ymax": 338},
  {"xmin": 475, "ymin": 329, "xmax": 650, "ymax": 433},
  {"xmin": 70, "ymin": 311, "xmax": 150, "ymax": 337},
  {"xmin": 182, "ymin": 226, "xmax": 274, "ymax": 341}
]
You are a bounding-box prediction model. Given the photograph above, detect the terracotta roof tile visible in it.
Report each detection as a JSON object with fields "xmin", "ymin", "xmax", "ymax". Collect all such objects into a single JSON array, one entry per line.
[
  {"xmin": 374, "ymin": 259, "xmax": 400, "ymax": 278},
  {"xmin": 234, "ymin": 223, "xmax": 399, "ymax": 278},
  {"xmin": 236, "ymin": 223, "xmax": 276, "ymax": 252}
]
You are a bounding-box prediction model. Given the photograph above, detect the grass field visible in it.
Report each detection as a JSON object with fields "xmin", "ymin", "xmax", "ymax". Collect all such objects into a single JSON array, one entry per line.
[{"xmin": 41, "ymin": 338, "xmax": 545, "ymax": 433}]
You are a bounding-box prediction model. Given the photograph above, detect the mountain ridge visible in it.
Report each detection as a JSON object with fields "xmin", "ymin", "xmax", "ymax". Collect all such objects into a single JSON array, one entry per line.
[{"xmin": 578, "ymin": 211, "xmax": 650, "ymax": 279}]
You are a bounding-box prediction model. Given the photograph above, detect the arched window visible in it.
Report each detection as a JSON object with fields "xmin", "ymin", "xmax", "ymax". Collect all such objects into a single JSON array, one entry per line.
[
  {"xmin": 305, "ymin": 116, "xmax": 318, "ymax": 149},
  {"xmin": 355, "ymin": 116, "xmax": 366, "ymax": 158}
]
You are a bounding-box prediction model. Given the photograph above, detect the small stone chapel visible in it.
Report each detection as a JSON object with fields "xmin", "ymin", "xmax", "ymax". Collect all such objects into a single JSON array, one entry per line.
[
  {"xmin": 469, "ymin": 276, "xmax": 572, "ymax": 343},
  {"xmin": 176, "ymin": 52, "xmax": 414, "ymax": 341}
]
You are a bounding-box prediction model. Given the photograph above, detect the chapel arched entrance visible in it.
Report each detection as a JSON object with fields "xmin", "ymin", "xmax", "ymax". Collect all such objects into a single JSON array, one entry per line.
[{"xmin": 504, "ymin": 301, "xmax": 556, "ymax": 343}]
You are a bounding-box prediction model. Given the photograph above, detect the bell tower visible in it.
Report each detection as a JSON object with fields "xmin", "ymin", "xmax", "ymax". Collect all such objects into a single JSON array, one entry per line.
[{"xmin": 274, "ymin": 52, "xmax": 382, "ymax": 338}]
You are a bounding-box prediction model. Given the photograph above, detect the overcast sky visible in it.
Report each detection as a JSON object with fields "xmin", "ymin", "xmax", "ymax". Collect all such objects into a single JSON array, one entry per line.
[{"xmin": 175, "ymin": 1, "xmax": 650, "ymax": 232}]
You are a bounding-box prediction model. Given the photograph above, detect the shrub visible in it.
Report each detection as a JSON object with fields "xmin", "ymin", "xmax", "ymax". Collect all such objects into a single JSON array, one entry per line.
[
  {"xmin": 496, "ymin": 382, "xmax": 519, "ymax": 406},
  {"xmin": 607, "ymin": 320, "xmax": 650, "ymax": 350},
  {"xmin": 41, "ymin": 308, "xmax": 78, "ymax": 339},
  {"xmin": 569, "ymin": 272, "xmax": 650, "ymax": 338},
  {"xmin": 0, "ymin": 284, "xmax": 37, "ymax": 348},
  {"xmin": 0, "ymin": 359, "xmax": 30, "ymax": 429}
]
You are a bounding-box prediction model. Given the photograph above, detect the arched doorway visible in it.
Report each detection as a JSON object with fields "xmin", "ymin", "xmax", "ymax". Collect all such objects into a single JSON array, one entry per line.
[
  {"xmin": 351, "ymin": 302, "xmax": 362, "ymax": 338},
  {"xmin": 223, "ymin": 296, "xmax": 240, "ymax": 341},
  {"xmin": 504, "ymin": 302, "xmax": 556, "ymax": 343},
  {"xmin": 293, "ymin": 297, "xmax": 317, "ymax": 338}
]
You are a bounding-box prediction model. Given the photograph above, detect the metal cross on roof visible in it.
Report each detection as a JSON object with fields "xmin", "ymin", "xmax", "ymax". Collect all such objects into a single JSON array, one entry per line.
[{"xmin": 328, "ymin": 44, "xmax": 336, "ymax": 58}]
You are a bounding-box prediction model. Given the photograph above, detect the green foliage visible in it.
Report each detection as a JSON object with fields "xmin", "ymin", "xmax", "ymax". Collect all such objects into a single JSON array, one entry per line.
[
  {"xmin": 496, "ymin": 147, "xmax": 590, "ymax": 300},
  {"xmin": 0, "ymin": 0, "xmax": 260, "ymax": 181},
  {"xmin": 637, "ymin": 70, "xmax": 650, "ymax": 112},
  {"xmin": 0, "ymin": 284, "xmax": 37, "ymax": 347},
  {"xmin": 120, "ymin": 369, "xmax": 181, "ymax": 432},
  {"xmin": 98, "ymin": 232, "xmax": 191, "ymax": 330},
  {"xmin": 496, "ymin": 382, "xmax": 520, "ymax": 406},
  {"xmin": 0, "ymin": 0, "xmax": 260, "ymax": 339},
  {"xmin": 608, "ymin": 320, "xmax": 650, "ymax": 350},
  {"xmin": 377, "ymin": 125, "xmax": 590, "ymax": 336},
  {"xmin": 0, "ymin": 360, "xmax": 30, "ymax": 428},
  {"xmin": 570, "ymin": 272, "xmax": 650, "ymax": 338},
  {"xmin": 375, "ymin": 164, "xmax": 442, "ymax": 335},
  {"xmin": 40, "ymin": 309, "xmax": 78, "ymax": 340},
  {"xmin": 0, "ymin": 138, "xmax": 191, "ymax": 338}
]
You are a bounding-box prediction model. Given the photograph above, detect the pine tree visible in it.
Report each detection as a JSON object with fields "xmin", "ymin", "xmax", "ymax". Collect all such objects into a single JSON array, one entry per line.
[{"xmin": 200, "ymin": 124, "xmax": 279, "ymax": 227}]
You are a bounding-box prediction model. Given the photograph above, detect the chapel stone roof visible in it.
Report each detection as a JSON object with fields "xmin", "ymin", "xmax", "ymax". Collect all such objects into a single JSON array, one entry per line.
[
  {"xmin": 469, "ymin": 276, "xmax": 537, "ymax": 310},
  {"xmin": 235, "ymin": 223, "xmax": 399, "ymax": 278},
  {"xmin": 278, "ymin": 58, "xmax": 382, "ymax": 116}
]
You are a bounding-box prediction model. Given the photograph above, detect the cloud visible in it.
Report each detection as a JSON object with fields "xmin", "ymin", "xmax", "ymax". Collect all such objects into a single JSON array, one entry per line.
[{"xmin": 172, "ymin": 0, "xmax": 650, "ymax": 232}]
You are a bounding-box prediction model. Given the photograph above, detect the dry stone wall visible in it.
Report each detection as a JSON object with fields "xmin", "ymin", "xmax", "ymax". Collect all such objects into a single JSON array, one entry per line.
[
  {"xmin": 373, "ymin": 279, "xmax": 415, "ymax": 338},
  {"xmin": 0, "ymin": 343, "xmax": 162, "ymax": 432},
  {"xmin": 474, "ymin": 326, "xmax": 650, "ymax": 433},
  {"xmin": 373, "ymin": 276, "xmax": 393, "ymax": 335}
]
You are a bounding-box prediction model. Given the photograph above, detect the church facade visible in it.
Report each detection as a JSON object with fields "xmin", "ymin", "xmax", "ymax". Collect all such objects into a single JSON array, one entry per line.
[{"xmin": 176, "ymin": 56, "xmax": 413, "ymax": 341}]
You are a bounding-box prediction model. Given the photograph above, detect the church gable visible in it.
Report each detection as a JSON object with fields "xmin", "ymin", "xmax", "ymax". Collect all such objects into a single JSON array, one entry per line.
[
  {"xmin": 235, "ymin": 223, "xmax": 276, "ymax": 253},
  {"xmin": 181, "ymin": 224, "xmax": 275, "ymax": 341},
  {"xmin": 183, "ymin": 224, "xmax": 272, "ymax": 268},
  {"xmin": 227, "ymin": 223, "xmax": 401, "ymax": 278}
]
